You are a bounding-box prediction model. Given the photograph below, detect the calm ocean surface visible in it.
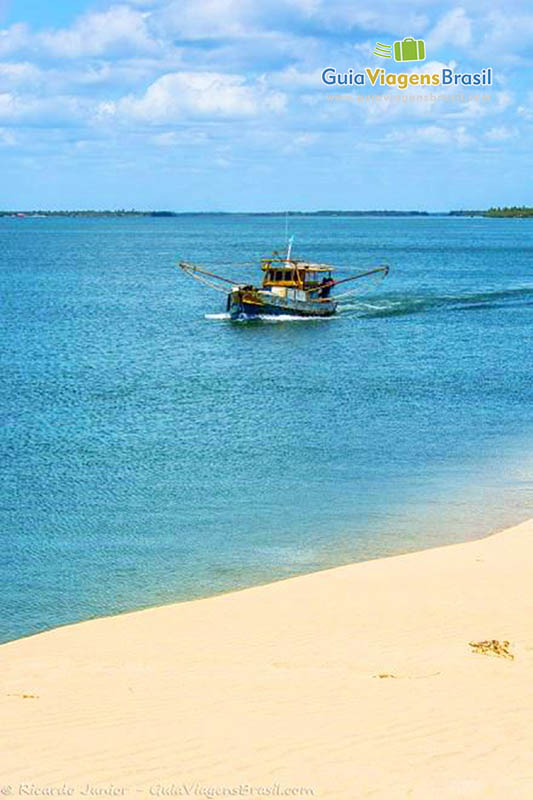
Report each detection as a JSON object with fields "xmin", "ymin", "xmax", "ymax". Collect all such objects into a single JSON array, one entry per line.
[{"xmin": 1, "ymin": 215, "xmax": 532, "ymax": 643}]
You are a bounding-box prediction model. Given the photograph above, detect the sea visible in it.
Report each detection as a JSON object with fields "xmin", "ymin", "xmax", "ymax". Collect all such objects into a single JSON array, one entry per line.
[{"xmin": 1, "ymin": 214, "xmax": 532, "ymax": 643}]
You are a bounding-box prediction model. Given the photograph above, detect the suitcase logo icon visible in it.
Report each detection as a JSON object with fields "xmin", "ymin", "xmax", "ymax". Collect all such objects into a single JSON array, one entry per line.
[{"xmin": 393, "ymin": 37, "xmax": 426, "ymax": 62}]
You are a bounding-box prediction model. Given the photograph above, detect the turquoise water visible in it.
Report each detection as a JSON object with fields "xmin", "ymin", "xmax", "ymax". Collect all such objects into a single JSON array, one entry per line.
[{"xmin": 1, "ymin": 215, "xmax": 532, "ymax": 643}]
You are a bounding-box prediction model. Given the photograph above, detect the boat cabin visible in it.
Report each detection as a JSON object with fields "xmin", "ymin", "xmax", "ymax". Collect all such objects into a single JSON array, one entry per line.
[{"xmin": 260, "ymin": 256, "xmax": 333, "ymax": 294}]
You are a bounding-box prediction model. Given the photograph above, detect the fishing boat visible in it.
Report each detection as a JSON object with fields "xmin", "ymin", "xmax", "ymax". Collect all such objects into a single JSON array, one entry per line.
[{"xmin": 179, "ymin": 238, "xmax": 389, "ymax": 320}]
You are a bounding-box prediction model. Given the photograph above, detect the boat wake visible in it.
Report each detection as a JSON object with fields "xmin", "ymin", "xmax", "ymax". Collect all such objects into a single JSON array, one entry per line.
[{"xmin": 339, "ymin": 286, "xmax": 533, "ymax": 319}]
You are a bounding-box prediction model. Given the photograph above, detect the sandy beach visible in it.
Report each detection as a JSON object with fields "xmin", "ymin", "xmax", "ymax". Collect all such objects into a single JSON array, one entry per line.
[{"xmin": 2, "ymin": 518, "xmax": 533, "ymax": 799}]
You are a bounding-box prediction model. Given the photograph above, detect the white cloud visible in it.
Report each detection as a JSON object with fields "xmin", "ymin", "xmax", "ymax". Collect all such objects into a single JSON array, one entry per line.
[
  {"xmin": 386, "ymin": 123, "xmax": 474, "ymax": 148},
  {"xmin": 281, "ymin": 131, "xmax": 319, "ymax": 153},
  {"xmin": 484, "ymin": 125, "xmax": 516, "ymax": 141},
  {"xmin": 149, "ymin": 0, "xmax": 430, "ymax": 44},
  {"xmin": 0, "ymin": 23, "xmax": 30, "ymax": 56},
  {"xmin": 100, "ymin": 71, "xmax": 287, "ymax": 122},
  {"xmin": 0, "ymin": 61, "xmax": 42, "ymax": 85},
  {"xmin": 38, "ymin": 5, "xmax": 159, "ymax": 58},
  {"xmin": 293, "ymin": 132, "xmax": 318, "ymax": 146},
  {"xmin": 266, "ymin": 65, "xmax": 325, "ymax": 89},
  {"xmin": 151, "ymin": 0, "xmax": 253, "ymax": 40},
  {"xmin": 312, "ymin": 3, "xmax": 428, "ymax": 35},
  {"xmin": 0, "ymin": 125, "xmax": 16, "ymax": 145},
  {"xmin": 517, "ymin": 94, "xmax": 533, "ymax": 121},
  {"xmin": 0, "ymin": 57, "xmax": 187, "ymax": 96},
  {"xmin": 151, "ymin": 129, "xmax": 209, "ymax": 145},
  {"xmin": 152, "ymin": 130, "xmax": 179, "ymax": 146},
  {"xmin": 427, "ymin": 8, "xmax": 472, "ymax": 50},
  {"xmin": 0, "ymin": 90, "xmax": 87, "ymax": 123},
  {"xmin": 149, "ymin": 0, "xmax": 325, "ymax": 41},
  {"xmin": 447, "ymin": 90, "xmax": 513, "ymax": 119},
  {"xmin": 475, "ymin": 10, "xmax": 533, "ymax": 63},
  {"xmin": 0, "ymin": 92, "xmax": 21, "ymax": 118}
]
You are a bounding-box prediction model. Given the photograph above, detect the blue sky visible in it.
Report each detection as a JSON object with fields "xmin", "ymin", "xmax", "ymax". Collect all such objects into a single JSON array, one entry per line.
[{"xmin": 0, "ymin": 0, "xmax": 532, "ymax": 210}]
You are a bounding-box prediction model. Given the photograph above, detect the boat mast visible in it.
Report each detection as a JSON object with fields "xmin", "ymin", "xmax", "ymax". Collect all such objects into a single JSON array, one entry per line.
[
  {"xmin": 284, "ymin": 211, "xmax": 294, "ymax": 264},
  {"xmin": 286, "ymin": 234, "xmax": 294, "ymax": 264}
]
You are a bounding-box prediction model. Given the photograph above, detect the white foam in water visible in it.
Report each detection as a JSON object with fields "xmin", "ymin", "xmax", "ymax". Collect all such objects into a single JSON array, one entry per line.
[
  {"xmin": 255, "ymin": 314, "xmax": 332, "ymax": 323},
  {"xmin": 204, "ymin": 312, "xmax": 333, "ymax": 323}
]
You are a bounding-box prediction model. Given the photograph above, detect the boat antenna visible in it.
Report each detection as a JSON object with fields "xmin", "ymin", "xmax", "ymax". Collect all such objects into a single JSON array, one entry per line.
[
  {"xmin": 283, "ymin": 211, "xmax": 294, "ymax": 263},
  {"xmin": 286, "ymin": 234, "xmax": 294, "ymax": 264}
]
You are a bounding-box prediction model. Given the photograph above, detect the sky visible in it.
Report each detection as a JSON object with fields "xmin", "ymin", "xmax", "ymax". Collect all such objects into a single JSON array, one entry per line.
[{"xmin": 0, "ymin": 0, "xmax": 532, "ymax": 210}]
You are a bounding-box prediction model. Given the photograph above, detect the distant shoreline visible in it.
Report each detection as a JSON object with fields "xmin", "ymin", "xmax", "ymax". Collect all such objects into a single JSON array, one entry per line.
[
  {"xmin": 1, "ymin": 207, "xmax": 531, "ymax": 218},
  {"xmin": 1, "ymin": 208, "xmax": 532, "ymax": 218}
]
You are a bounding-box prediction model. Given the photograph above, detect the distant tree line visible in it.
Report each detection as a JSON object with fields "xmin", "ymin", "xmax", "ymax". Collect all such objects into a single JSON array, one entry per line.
[
  {"xmin": 0, "ymin": 209, "xmax": 434, "ymax": 218},
  {"xmin": 483, "ymin": 206, "xmax": 533, "ymax": 217},
  {"xmin": 0, "ymin": 209, "xmax": 174, "ymax": 217},
  {"xmin": 1, "ymin": 208, "xmax": 531, "ymax": 218},
  {"xmin": 448, "ymin": 210, "xmax": 484, "ymax": 216},
  {"xmin": 449, "ymin": 207, "xmax": 533, "ymax": 217},
  {"xmin": 257, "ymin": 210, "xmax": 431, "ymax": 217}
]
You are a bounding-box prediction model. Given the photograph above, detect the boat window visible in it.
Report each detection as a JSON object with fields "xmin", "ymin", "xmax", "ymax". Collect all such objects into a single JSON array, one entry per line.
[{"xmin": 276, "ymin": 270, "xmax": 283, "ymax": 281}]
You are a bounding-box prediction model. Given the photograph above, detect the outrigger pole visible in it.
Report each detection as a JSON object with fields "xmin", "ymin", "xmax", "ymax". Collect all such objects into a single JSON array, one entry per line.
[
  {"xmin": 304, "ymin": 264, "xmax": 389, "ymax": 295},
  {"xmin": 178, "ymin": 261, "xmax": 239, "ymax": 293},
  {"xmin": 178, "ymin": 260, "xmax": 389, "ymax": 298}
]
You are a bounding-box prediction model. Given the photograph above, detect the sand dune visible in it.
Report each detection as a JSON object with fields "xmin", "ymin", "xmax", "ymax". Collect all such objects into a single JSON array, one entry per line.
[{"xmin": 2, "ymin": 519, "xmax": 533, "ymax": 799}]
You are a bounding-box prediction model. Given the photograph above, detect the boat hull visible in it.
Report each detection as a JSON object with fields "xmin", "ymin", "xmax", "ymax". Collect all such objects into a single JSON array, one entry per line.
[{"xmin": 227, "ymin": 289, "xmax": 337, "ymax": 320}]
